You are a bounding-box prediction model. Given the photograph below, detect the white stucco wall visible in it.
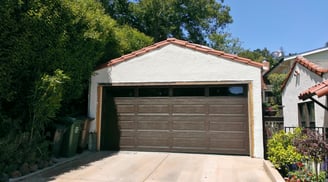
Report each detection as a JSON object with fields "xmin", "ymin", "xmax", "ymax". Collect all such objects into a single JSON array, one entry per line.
[
  {"xmin": 282, "ymin": 63, "xmax": 328, "ymax": 127},
  {"xmin": 306, "ymin": 51, "xmax": 328, "ymax": 68},
  {"xmin": 269, "ymin": 49, "xmax": 328, "ymax": 75},
  {"xmin": 88, "ymin": 44, "xmax": 263, "ymax": 158}
]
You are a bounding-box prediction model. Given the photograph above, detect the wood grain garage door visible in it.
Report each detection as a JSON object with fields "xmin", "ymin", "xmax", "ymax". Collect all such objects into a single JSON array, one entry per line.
[{"xmin": 101, "ymin": 86, "xmax": 249, "ymax": 155}]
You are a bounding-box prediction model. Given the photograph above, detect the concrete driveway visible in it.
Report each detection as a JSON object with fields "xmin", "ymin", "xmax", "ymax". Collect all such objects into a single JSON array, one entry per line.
[{"xmin": 21, "ymin": 151, "xmax": 283, "ymax": 182}]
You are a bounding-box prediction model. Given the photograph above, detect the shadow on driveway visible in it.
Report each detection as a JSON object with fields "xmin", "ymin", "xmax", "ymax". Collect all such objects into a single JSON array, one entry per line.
[
  {"xmin": 17, "ymin": 151, "xmax": 282, "ymax": 182},
  {"xmin": 17, "ymin": 151, "xmax": 118, "ymax": 182}
]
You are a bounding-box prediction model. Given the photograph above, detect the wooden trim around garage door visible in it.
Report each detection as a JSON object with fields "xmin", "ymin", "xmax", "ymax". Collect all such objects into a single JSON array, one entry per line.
[
  {"xmin": 248, "ymin": 82, "xmax": 254, "ymax": 157},
  {"xmin": 96, "ymin": 85, "xmax": 103, "ymax": 151},
  {"xmin": 99, "ymin": 81, "xmax": 251, "ymax": 87}
]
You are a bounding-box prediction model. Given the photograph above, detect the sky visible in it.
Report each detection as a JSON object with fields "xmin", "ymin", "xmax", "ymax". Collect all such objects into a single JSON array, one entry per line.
[{"xmin": 225, "ymin": 0, "xmax": 328, "ymax": 55}]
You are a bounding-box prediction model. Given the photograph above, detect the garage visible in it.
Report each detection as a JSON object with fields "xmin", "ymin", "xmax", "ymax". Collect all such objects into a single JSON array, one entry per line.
[
  {"xmin": 89, "ymin": 38, "xmax": 264, "ymax": 158},
  {"xmin": 100, "ymin": 85, "xmax": 249, "ymax": 155}
]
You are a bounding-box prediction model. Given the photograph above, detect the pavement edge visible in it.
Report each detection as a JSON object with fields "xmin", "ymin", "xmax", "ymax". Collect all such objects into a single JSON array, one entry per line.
[
  {"xmin": 263, "ymin": 160, "xmax": 285, "ymax": 182},
  {"xmin": 9, "ymin": 151, "xmax": 92, "ymax": 182}
]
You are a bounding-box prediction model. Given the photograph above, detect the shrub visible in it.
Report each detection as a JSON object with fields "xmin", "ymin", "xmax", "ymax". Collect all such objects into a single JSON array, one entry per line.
[
  {"xmin": 267, "ymin": 128, "xmax": 304, "ymax": 173},
  {"xmin": 287, "ymin": 161, "xmax": 326, "ymax": 182},
  {"xmin": 293, "ymin": 129, "xmax": 328, "ymax": 182}
]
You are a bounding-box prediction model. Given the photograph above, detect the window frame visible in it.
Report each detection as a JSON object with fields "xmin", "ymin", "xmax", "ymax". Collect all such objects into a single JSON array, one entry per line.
[
  {"xmin": 298, "ymin": 101, "xmax": 315, "ymax": 128},
  {"xmin": 104, "ymin": 84, "xmax": 248, "ymax": 98}
]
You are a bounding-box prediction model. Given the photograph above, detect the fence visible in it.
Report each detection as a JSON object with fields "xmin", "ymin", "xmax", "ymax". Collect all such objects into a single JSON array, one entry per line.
[
  {"xmin": 264, "ymin": 116, "xmax": 284, "ymax": 139},
  {"xmin": 264, "ymin": 117, "xmax": 328, "ymax": 175},
  {"xmin": 263, "ymin": 116, "xmax": 284, "ymax": 159},
  {"xmin": 284, "ymin": 126, "xmax": 328, "ymax": 174},
  {"xmin": 284, "ymin": 126, "xmax": 328, "ymax": 141}
]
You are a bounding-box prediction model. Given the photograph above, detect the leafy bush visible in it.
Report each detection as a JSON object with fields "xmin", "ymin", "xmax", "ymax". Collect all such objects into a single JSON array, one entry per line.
[
  {"xmin": 287, "ymin": 162, "xmax": 326, "ymax": 182},
  {"xmin": 267, "ymin": 128, "xmax": 304, "ymax": 171},
  {"xmin": 293, "ymin": 129, "xmax": 328, "ymax": 182},
  {"xmin": 293, "ymin": 129, "xmax": 328, "ymax": 163},
  {"xmin": 29, "ymin": 69, "xmax": 69, "ymax": 142},
  {"xmin": 267, "ymin": 73, "xmax": 287, "ymax": 105},
  {"xmin": 268, "ymin": 128, "xmax": 328, "ymax": 181},
  {"xmin": 0, "ymin": 0, "xmax": 152, "ymax": 177}
]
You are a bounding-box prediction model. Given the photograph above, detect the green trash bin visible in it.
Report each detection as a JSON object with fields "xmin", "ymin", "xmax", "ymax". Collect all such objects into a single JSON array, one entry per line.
[
  {"xmin": 77, "ymin": 118, "xmax": 92, "ymax": 153},
  {"xmin": 52, "ymin": 124, "xmax": 67, "ymax": 157},
  {"xmin": 60, "ymin": 117, "xmax": 82, "ymax": 157}
]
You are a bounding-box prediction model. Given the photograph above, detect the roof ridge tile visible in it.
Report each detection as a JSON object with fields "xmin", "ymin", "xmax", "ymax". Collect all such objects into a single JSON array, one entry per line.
[
  {"xmin": 282, "ymin": 56, "xmax": 328, "ymax": 92},
  {"xmin": 95, "ymin": 38, "xmax": 263, "ymax": 70},
  {"xmin": 295, "ymin": 56, "xmax": 328, "ymax": 76},
  {"xmin": 299, "ymin": 79, "xmax": 328, "ymax": 100}
]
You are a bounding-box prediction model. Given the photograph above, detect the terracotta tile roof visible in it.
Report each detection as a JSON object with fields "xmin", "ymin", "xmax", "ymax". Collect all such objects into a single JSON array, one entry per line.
[
  {"xmin": 299, "ymin": 80, "xmax": 328, "ymax": 100},
  {"xmin": 95, "ymin": 38, "xmax": 263, "ymax": 70},
  {"xmin": 281, "ymin": 56, "xmax": 328, "ymax": 91},
  {"xmin": 295, "ymin": 56, "xmax": 328, "ymax": 76}
]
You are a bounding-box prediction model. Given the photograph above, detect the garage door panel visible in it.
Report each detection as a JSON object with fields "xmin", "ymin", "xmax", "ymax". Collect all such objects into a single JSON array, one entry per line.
[
  {"xmin": 136, "ymin": 115, "xmax": 169, "ymax": 121},
  {"xmin": 120, "ymin": 130, "xmax": 135, "ymax": 137},
  {"xmin": 209, "ymin": 121, "xmax": 246, "ymax": 131},
  {"xmin": 137, "ymin": 120, "xmax": 169, "ymax": 130},
  {"xmin": 209, "ymin": 105, "xmax": 246, "ymax": 114},
  {"xmin": 173, "ymin": 105, "xmax": 207, "ymax": 113},
  {"xmin": 103, "ymin": 86, "xmax": 249, "ymax": 155},
  {"xmin": 136, "ymin": 130, "xmax": 169, "ymax": 137},
  {"xmin": 136, "ymin": 137, "xmax": 170, "ymax": 147},
  {"xmin": 114, "ymin": 98, "xmax": 135, "ymax": 105},
  {"xmin": 172, "ymin": 120, "xmax": 206, "ymax": 130},
  {"xmin": 116, "ymin": 105, "xmax": 135, "ymax": 113},
  {"xmin": 172, "ymin": 131, "xmax": 206, "ymax": 138},
  {"xmin": 137, "ymin": 104, "xmax": 169, "ymax": 113},
  {"xmin": 137, "ymin": 98, "xmax": 169, "ymax": 104},
  {"xmin": 205, "ymin": 97, "xmax": 245, "ymax": 104},
  {"xmin": 210, "ymin": 139, "xmax": 246, "ymax": 149},
  {"xmin": 119, "ymin": 115, "xmax": 135, "ymax": 121},
  {"xmin": 119, "ymin": 120, "xmax": 135, "ymax": 129},
  {"xmin": 120, "ymin": 137, "xmax": 135, "ymax": 147},
  {"xmin": 171, "ymin": 115, "xmax": 206, "ymax": 121},
  {"xmin": 208, "ymin": 116, "xmax": 246, "ymax": 122},
  {"xmin": 172, "ymin": 138, "xmax": 207, "ymax": 148},
  {"xmin": 209, "ymin": 131, "xmax": 246, "ymax": 139},
  {"xmin": 172, "ymin": 98, "xmax": 207, "ymax": 104},
  {"xmin": 209, "ymin": 148, "xmax": 247, "ymax": 154}
]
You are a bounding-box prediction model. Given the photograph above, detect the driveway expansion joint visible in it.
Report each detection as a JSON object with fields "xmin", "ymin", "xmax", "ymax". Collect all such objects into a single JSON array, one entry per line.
[{"xmin": 142, "ymin": 153, "xmax": 170, "ymax": 182}]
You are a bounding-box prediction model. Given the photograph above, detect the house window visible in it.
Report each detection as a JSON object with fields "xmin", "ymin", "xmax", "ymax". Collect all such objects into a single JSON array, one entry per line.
[
  {"xmin": 209, "ymin": 85, "xmax": 246, "ymax": 97},
  {"xmin": 172, "ymin": 87, "xmax": 205, "ymax": 96},
  {"xmin": 138, "ymin": 87, "xmax": 169, "ymax": 97},
  {"xmin": 108, "ymin": 87, "xmax": 135, "ymax": 97},
  {"xmin": 298, "ymin": 102, "xmax": 315, "ymax": 128}
]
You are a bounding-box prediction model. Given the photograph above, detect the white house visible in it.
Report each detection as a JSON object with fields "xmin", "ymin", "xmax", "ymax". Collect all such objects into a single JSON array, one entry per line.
[
  {"xmin": 268, "ymin": 46, "xmax": 328, "ymax": 75},
  {"xmin": 88, "ymin": 38, "xmax": 264, "ymax": 158},
  {"xmin": 264, "ymin": 47, "xmax": 328, "ymax": 104},
  {"xmin": 282, "ymin": 56, "xmax": 328, "ymax": 128}
]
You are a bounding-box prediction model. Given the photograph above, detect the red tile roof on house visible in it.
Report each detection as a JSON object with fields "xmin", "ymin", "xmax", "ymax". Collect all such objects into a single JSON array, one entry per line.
[
  {"xmin": 281, "ymin": 56, "xmax": 328, "ymax": 90},
  {"xmin": 96, "ymin": 38, "xmax": 263, "ymax": 70},
  {"xmin": 299, "ymin": 80, "xmax": 328, "ymax": 100},
  {"xmin": 294, "ymin": 56, "xmax": 328, "ymax": 76}
]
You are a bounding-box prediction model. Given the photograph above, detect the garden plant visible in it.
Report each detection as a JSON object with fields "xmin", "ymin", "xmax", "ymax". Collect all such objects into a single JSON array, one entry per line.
[{"xmin": 267, "ymin": 128, "xmax": 328, "ymax": 182}]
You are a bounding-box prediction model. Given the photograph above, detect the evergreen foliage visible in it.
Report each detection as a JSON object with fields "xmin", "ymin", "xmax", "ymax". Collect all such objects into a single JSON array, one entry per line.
[{"xmin": 0, "ymin": 0, "xmax": 151, "ymax": 176}]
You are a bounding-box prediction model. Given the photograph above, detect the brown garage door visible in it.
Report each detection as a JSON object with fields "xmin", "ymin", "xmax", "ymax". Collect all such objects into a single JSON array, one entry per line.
[{"xmin": 101, "ymin": 85, "xmax": 249, "ymax": 155}]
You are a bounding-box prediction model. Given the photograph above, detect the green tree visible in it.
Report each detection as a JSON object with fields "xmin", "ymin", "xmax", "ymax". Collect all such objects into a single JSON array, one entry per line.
[
  {"xmin": 101, "ymin": 0, "xmax": 132, "ymax": 25},
  {"xmin": 267, "ymin": 73, "xmax": 287, "ymax": 105},
  {"xmin": 0, "ymin": 0, "xmax": 152, "ymax": 118},
  {"xmin": 102, "ymin": 0, "xmax": 233, "ymax": 46},
  {"xmin": 238, "ymin": 48, "xmax": 273, "ymax": 63},
  {"xmin": 29, "ymin": 70, "xmax": 69, "ymax": 142},
  {"xmin": 209, "ymin": 33, "xmax": 244, "ymax": 54},
  {"xmin": 0, "ymin": 0, "xmax": 152, "ymax": 174}
]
